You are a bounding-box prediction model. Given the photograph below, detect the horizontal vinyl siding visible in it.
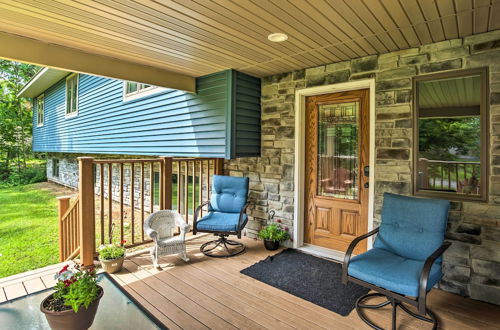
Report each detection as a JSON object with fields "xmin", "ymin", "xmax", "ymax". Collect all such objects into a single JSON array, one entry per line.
[
  {"xmin": 234, "ymin": 71, "xmax": 261, "ymax": 157},
  {"xmin": 32, "ymin": 72, "xmax": 229, "ymax": 158}
]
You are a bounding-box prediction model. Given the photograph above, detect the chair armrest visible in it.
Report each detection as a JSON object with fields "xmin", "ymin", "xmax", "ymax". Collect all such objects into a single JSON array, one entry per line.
[
  {"xmin": 193, "ymin": 201, "xmax": 210, "ymax": 232},
  {"xmin": 418, "ymin": 241, "xmax": 451, "ymax": 312},
  {"xmin": 342, "ymin": 227, "xmax": 379, "ymax": 285},
  {"xmin": 237, "ymin": 202, "xmax": 250, "ymax": 231},
  {"xmin": 145, "ymin": 227, "xmax": 158, "ymax": 241}
]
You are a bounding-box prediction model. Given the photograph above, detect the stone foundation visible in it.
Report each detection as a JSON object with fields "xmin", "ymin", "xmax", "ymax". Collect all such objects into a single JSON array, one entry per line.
[{"xmin": 226, "ymin": 30, "xmax": 500, "ymax": 305}]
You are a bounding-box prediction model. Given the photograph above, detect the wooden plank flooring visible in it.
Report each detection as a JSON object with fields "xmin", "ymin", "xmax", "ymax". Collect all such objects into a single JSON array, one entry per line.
[
  {"xmin": 1, "ymin": 238, "xmax": 499, "ymax": 329},
  {"xmin": 111, "ymin": 237, "xmax": 500, "ymax": 330}
]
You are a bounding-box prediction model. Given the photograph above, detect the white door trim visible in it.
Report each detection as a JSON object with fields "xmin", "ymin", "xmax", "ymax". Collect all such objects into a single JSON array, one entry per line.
[{"xmin": 293, "ymin": 79, "xmax": 376, "ymax": 251}]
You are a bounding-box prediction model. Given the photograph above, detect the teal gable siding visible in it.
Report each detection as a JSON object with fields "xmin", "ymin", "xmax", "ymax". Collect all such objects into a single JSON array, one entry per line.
[{"xmin": 32, "ymin": 70, "xmax": 261, "ymax": 159}]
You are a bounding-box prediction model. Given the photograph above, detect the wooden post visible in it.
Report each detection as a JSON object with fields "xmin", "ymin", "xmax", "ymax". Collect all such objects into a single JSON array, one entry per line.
[
  {"xmin": 78, "ymin": 157, "xmax": 95, "ymax": 266},
  {"xmin": 160, "ymin": 157, "xmax": 173, "ymax": 210},
  {"xmin": 57, "ymin": 196, "xmax": 71, "ymax": 262},
  {"xmin": 215, "ymin": 158, "xmax": 224, "ymax": 175},
  {"xmin": 418, "ymin": 158, "xmax": 429, "ymax": 189}
]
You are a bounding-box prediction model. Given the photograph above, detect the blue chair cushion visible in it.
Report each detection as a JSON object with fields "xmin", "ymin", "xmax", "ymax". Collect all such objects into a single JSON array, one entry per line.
[
  {"xmin": 374, "ymin": 193, "xmax": 450, "ymax": 261},
  {"xmin": 196, "ymin": 212, "xmax": 248, "ymax": 232},
  {"xmin": 348, "ymin": 248, "xmax": 443, "ymax": 297},
  {"xmin": 209, "ymin": 175, "xmax": 249, "ymax": 214}
]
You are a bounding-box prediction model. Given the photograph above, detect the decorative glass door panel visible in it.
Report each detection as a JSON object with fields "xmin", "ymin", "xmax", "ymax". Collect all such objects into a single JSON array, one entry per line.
[
  {"xmin": 317, "ymin": 101, "xmax": 359, "ymax": 200},
  {"xmin": 304, "ymin": 90, "xmax": 369, "ymax": 254}
]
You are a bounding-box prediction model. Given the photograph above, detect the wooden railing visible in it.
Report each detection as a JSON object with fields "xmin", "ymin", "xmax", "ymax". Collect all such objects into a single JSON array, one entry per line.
[
  {"xmin": 417, "ymin": 158, "xmax": 481, "ymax": 194},
  {"xmin": 57, "ymin": 196, "xmax": 80, "ymax": 261},
  {"xmin": 59, "ymin": 156, "xmax": 224, "ymax": 266}
]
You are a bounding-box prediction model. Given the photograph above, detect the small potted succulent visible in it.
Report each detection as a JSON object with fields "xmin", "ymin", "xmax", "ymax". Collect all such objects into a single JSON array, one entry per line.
[
  {"xmin": 258, "ymin": 223, "xmax": 290, "ymax": 250},
  {"xmin": 40, "ymin": 264, "xmax": 103, "ymax": 330},
  {"xmin": 98, "ymin": 240, "xmax": 126, "ymax": 274}
]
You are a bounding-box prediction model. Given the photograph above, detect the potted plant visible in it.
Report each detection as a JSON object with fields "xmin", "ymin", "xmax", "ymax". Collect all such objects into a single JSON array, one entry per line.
[
  {"xmin": 98, "ymin": 240, "xmax": 126, "ymax": 274},
  {"xmin": 258, "ymin": 223, "xmax": 290, "ymax": 250},
  {"xmin": 40, "ymin": 264, "xmax": 103, "ymax": 330}
]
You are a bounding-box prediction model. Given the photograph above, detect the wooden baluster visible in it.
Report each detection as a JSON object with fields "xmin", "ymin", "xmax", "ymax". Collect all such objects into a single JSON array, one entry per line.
[
  {"xmin": 192, "ymin": 161, "xmax": 196, "ymax": 220},
  {"xmin": 206, "ymin": 160, "xmax": 210, "ymax": 207},
  {"xmin": 78, "ymin": 157, "xmax": 95, "ymax": 267},
  {"xmin": 108, "ymin": 163, "xmax": 113, "ymax": 244},
  {"xmin": 161, "ymin": 157, "xmax": 173, "ymax": 210},
  {"xmin": 215, "ymin": 158, "xmax": 224, "ymax": 175},
  {"xmin": 159, "ymin": 160, "xmax": 164, "ymax": 210},
  {"xmin": 184, "ymin": 161, "xmax": 189, "ymax": 223},
  {"xmin": 99, "ymin": 163, "xmax": 104, "ymax": 245},
  {"xmin": 199, "ymin": 160, "xmax": 203, "ymax": 217},
  {"xmin": 131, "ymin": 163, "xmax": 135, "ymax": 244},
  {"xmin": 141, "ymin": 162, "xmax": 145, "ymax": 242},
  {"xmin": 447, "ymin": 163, "xmax": 451, "ymax": 191},
  {"xmin": 150, "ymin": 162, "xmax": 154, "ymax": 214},
  {"xmin": 120, "ymin": 163, "xmax": 124, "ymax": 244},
  {"xmin": 176, "ymin": 161, "xmax": 181, "ymax": 213},
  {"xmin": 57, "ymin": 196, "xmax": 70, "ymax": 262},
  {"xmin": 455, "ymin": 163, "xmax": 459, "ymax": 191}
]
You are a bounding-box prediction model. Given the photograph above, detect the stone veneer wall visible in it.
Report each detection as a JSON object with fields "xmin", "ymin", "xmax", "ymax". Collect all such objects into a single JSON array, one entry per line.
[{"xmin": 226, "ymin": 30, "xmax": 500, "ymax": 305}]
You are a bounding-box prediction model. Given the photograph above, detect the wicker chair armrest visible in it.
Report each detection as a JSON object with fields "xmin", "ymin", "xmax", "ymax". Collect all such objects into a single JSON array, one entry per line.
[{"xmin": 145, "ymin": 227, "xmax": 158, "ymax": 241}]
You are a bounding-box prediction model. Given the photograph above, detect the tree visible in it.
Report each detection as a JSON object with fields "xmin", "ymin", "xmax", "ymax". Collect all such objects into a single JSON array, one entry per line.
[
  {"xmin": 0, "ymin": 60, "xmax": 39, "ymax": 181},
  {"xmin": 418, "ymin": 117, "xmax": 481, "ymax": 161}
]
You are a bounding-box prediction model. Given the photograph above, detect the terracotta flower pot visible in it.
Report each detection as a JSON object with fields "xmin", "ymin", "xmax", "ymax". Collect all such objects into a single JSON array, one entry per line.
[
  {"xmin": 40, "ymin": 286, "xmax": 103, "ymax": 330},
  {"xmin": 99, "ymin": 256, "xmax": 124, "ymax": 274},
  {"xmin": 264, "ymin": 239, "xmax": 280, "ymax": 251}
]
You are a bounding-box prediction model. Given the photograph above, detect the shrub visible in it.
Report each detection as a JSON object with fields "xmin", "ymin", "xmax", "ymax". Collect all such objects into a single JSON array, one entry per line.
[
  {"xmin": 258, "ymin": 223, "xmax": 290, "ymax": 242},
  {"xmin": 98, "ymin": 244, "xmax": 126, "ymax": 260}
]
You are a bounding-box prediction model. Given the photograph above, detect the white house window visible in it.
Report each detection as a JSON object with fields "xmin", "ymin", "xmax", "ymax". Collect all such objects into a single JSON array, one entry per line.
[
  {"xmin": 37, "ymin": 94, "xmax": 44, "ymax": 126},
  {"xmin": 66, "ymin": 74, "xmax": 78, "ymax": 116},
  {"xmin": 123, "ymin": 81, "xmax": 164, "ymax": 101}
]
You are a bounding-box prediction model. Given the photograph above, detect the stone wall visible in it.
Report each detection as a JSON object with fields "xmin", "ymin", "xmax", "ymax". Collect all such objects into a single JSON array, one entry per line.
[{"xmin": 226, "ymin": 30, "xmax": 500, "ymax": 304}]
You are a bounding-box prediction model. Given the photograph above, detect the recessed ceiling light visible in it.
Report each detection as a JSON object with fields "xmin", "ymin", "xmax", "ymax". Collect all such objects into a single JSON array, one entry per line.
[{"xmin": 268, "ymin": 33, "xmax": 288, "ymax": 42}]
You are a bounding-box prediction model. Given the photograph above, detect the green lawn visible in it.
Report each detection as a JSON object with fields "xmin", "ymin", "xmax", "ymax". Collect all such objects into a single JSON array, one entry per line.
[{"xmin": 0, "ymin": 184, "xmax": 59, "ymax": 278}]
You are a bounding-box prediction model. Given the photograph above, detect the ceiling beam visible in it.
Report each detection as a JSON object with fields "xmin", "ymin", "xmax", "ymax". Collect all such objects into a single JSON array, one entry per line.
[{"xmin": 0, "ymin": 31, "xmax": 196, "ymax": 93}]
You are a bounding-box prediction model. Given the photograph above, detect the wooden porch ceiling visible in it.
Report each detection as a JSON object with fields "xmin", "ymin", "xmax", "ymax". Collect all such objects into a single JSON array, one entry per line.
[{"xmin": 0, "ymin": 0, "xmax": 499, "ymax": 79}]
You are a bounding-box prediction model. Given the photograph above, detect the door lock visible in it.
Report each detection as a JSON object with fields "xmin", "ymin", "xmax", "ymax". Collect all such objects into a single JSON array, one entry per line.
[
  {"xmin": 364, "ymin": 182, "xmax": 369, "ymax": 188},
  {"xmin": 364, "ymin": 166, "xmax": 370, "ymax": 177}
]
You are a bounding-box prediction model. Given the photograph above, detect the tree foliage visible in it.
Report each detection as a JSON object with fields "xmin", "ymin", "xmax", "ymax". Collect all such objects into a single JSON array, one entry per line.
[
  {"xmin": 418, "ymin": 117, "xmax": 481, "ymax": 161},
  {"xmin": 0, "ymin": 60, "xmax": 40, "ymax": 182}
]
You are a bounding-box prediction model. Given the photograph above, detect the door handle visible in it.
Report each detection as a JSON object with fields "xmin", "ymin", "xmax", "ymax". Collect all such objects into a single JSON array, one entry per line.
[{"xmin": 364, "ymin": 182, "xmax": 369, "ymax": 188}]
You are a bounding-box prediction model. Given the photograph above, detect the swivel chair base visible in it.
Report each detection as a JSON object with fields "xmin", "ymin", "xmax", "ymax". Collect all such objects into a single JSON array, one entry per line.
[
  {"xmin": 356, "ymin": 293, "xmax": 437, "ymax": 330},
  {"xmin": 200, "ymin": 234, "xmax": 245, "ymax": 258}
]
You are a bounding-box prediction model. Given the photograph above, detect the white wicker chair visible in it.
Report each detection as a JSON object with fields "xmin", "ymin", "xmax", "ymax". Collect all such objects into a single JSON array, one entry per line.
[{"xmin": 144, "ymin": 210, "xmax": 190, "ymax": 267}]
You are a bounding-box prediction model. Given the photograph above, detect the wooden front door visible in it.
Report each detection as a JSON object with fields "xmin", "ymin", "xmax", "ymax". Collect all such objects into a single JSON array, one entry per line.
[{"xmin": 304, "ymin": 89, "xmax": 370, "ymax": 254}]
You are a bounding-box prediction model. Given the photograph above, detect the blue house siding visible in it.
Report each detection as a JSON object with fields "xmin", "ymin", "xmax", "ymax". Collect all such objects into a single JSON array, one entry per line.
[
  {"xmin": 232, "ymin": 71, "xmax": 261, "ymax": 158},
  {"xmin": 32, "ymin": 70, "xmax": 260, "ymax": 159}
]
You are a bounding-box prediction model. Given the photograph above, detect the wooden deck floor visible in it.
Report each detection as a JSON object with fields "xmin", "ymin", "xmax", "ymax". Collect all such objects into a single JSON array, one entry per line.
[{"xmin": 2, "ymin": 237, "xmax": 500, "ymax": 329}]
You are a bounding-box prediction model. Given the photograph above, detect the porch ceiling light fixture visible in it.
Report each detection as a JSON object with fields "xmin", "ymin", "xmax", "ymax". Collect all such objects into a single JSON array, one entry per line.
[{"xmin": 268, "ymin": 33, "xmax": 288, "ymax": 42}]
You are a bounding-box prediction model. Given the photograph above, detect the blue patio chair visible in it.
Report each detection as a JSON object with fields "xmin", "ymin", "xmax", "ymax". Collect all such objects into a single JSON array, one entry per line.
[
  {"xmin": 342, "ymin": 193, "xmax": 450, "ymax": 330},
  {"xmin": 193, "ymin": 175, "xmax": 249, "ymax": 257}
]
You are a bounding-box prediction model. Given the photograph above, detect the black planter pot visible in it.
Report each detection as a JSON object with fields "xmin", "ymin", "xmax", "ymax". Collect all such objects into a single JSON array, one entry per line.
[{"xmin": 264, "ymin": 239, "xmax": 280, "ymax": 251}]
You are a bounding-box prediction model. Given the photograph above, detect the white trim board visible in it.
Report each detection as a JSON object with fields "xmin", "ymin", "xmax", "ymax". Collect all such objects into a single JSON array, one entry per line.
[{"xmin": 293, "ymin": 79, "xmax": 376, "ymax": 252}]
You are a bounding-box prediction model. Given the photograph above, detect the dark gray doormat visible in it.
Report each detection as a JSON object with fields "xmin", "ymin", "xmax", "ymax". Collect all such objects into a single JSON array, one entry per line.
[{"xmin": 240, "ymin": 249, "xmax": 369, "ymax": 316}]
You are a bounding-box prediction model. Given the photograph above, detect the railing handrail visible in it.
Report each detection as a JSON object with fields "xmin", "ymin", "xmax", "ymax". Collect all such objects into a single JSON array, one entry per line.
[{"xmin": 418, "ymin": 158, "xmax": 480, "ymax": 165}]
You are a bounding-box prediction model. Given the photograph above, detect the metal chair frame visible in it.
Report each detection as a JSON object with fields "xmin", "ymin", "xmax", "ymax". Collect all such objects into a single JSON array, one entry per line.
[
  {"xmin": 193, "ymin": 201, "xmax": 249, "ymax": 258},
  {"xmin": 342, "ymin": 227, "xmax": 451, "ymax": 330}
]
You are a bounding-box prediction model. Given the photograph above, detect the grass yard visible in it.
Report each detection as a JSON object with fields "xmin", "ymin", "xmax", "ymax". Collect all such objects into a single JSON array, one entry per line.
[{"xmin": 0, "ymin": 183, "xmax": 66, "ymax": 278}]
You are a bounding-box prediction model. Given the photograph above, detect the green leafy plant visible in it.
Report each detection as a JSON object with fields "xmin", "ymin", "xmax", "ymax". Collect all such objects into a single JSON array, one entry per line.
[
  {"xmin": 258, "ymin": 223, "xmax": 290, "ymax": 242},
  {"xmin": 98, "ymin": 243, "xmax": 126, "ymax": 260},
  {"xmin": 51, "ymin": 264, "xmax": 100, "ymax": 312}
]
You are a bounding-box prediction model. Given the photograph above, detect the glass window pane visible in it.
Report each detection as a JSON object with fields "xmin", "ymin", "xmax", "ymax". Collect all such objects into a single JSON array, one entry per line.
[
  {"xmin": 317, "ymin": 101, "xmax": 359, "ymax": 200},
  {"xmin": 127, "ymin": 82, "xmax": 138, "ymax": 94},
  {"xmin": 66, "ymin": 82, "xmax": 72, "ymax": 114},
  {"xmin": 417, "ymin": 75, "xmax": 482, "ymax": 197},
  {"xmin": 72, "ymin": 78, "xmax": 77, "ymax": 112}
]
